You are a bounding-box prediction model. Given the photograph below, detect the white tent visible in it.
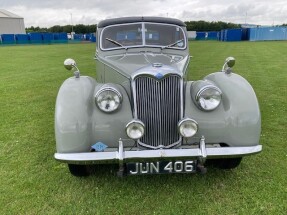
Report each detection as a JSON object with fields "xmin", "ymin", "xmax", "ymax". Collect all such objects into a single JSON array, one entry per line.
[
  {"xmin": 187, "ymin": 31, "xmax": 196, "ymax": 40},
  {"xmin": 0, "ymin": 9, "xmax": 25, "ymax": 34}
]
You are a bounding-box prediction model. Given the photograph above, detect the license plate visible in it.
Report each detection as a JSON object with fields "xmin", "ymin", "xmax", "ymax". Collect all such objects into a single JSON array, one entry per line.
[{"xmin": 126, "ymin": 160, "xmax": 197, "ymax": 175}]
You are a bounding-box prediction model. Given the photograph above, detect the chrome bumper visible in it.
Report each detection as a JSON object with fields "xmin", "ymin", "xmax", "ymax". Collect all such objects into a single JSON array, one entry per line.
[{"xmin": 55, "ymin": 137, "xmax": 262, "ymax": 164}]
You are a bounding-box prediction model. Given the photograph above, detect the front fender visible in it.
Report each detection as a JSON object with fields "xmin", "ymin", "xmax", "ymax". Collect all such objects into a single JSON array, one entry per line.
[
  {"xmin": 55, "ymin": 76, "xmax": 133, "ymax": 153},
  {"xmin": 185, "ymin": 72, "xmax": 261, "ymax": 146},
  {"xmin": 55, "ymin": 76, "xmax": 96, "ymax": 153}
]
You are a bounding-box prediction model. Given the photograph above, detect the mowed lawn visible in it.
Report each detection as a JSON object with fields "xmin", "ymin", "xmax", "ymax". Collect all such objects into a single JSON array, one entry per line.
[{"xmin": 0, "ymin": 41, "xmax": 286, "ymax": 214}]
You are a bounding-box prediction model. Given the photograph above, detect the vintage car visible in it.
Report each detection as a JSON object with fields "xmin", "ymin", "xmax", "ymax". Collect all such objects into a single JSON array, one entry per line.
[{"xmin": 54, "ymin": 17, "xmax": 262, "ymax": 176}]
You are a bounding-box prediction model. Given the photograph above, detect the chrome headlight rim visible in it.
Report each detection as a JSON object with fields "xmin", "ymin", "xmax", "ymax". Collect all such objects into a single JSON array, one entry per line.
[
  {"xmin": 178, "ymin": 118, "xmax": 198, "ymax": 138},
  {"xmin": 125, "ymin": 119, "xmax": 145, "ymax": 140},
  {"xmin": 195, "ymin": 85, "xmax": 222, "ymax": 111},
  {"xmin": 95, "ymin": 86, "xmax": 123, "ymax": 113}
]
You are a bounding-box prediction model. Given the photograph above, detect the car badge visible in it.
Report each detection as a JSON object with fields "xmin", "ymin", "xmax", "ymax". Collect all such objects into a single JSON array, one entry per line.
[
  {"xmin": 155, "ymin": 72, "xmax": 164, "ymax": 79},
  {"xmin": 91, "ymin": 142, "xmax": 108, "ymax": 152}
]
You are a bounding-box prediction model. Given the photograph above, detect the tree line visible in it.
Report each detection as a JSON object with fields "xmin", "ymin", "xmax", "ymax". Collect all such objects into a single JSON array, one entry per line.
[
  {"xmin": 26, "ymin": 24, "xmax": 97, "ymax": 34},
  {"xmin": 26, "ymin": 20, "xmax": 287, "ymax": 34},
  {"xmin": 185, "ymin": 21, "xmax": 241, "ymax": 31}
]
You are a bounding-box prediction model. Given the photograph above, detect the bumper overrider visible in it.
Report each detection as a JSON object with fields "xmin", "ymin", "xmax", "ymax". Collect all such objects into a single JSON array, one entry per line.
[{"xmin": 54, "ymin": 136, "xmax": 262, "ymax": 165}]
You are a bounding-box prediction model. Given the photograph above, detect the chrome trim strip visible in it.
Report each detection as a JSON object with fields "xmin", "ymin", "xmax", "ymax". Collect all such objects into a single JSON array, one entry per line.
[
  {"xmin": 54, "ymin": 145, "xmax": 262, "ymax": 164},
  {"xmin": 131, "ymin": 76, "xmax": 138, "ymax": 119}
]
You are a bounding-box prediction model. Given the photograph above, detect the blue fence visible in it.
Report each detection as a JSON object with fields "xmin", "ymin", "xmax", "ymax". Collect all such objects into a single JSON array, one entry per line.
[
  {"xmin": 241, "ymin": 28, "xmax": 249, "ymax": 41},
  {"xmin": 29, "ymin": 33, "xmax": 42, "ymax": 44},
  {"xmin": 220, "ymin": 30, "xmax": 225, "ymax": 41},
  {"xmin": 196, "ymin": 32, "xmax": 219, "ymax": 40},
  {"xmin": 207, "ymin": 31, "xmax": 218, "ymax": 40},
  {"xmin": 248, "ymin": 27, "xmax": 287, "ymax": 41},
  {"xmin": 90, "ymin": 34, "xmax": 96, "ymax": 42},
  {"xmin": 42, "ymin": 33, "xmax": 54, "ymax": 43},
  {"xmin": 15, "ymin": 34, "xmax": 29, "ymax": 44},
  {"xmin": 53, "ymin": 33, "xmax": 68, "ymax": 43},
  {"xmin": 195, "ymin": 26, "xmax": 286, "ymax": 42},
  {"xmin": 196, "ymin": 32, "xmax": 206, "ymax": 40},
  {"xmin": 222, "ymin": 29, "xmax": 242, "ymax": 41},
  {"xmin": 73, "ymin": 34, "xmax": 84, "ymax": 41},
  {"xmin": 1, "ymin": 34, "xmax": 15, "ymax": 44},
  {"xmin": 85, "ymin": 33, "xmax": 96, "ymax": 42},
  {"xmin": 1, "ymin": 32, "xmax": 95, "ymax": 45}
]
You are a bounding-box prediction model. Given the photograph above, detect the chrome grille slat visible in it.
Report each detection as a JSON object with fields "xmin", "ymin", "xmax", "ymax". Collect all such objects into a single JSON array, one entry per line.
[{"xmin": 134, "ymin": 75, "xmax": 181, "ymax": 148}]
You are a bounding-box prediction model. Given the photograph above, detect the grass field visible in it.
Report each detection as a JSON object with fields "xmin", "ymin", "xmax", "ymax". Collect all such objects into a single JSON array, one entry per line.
[{"xmin": 0, "ymin": 41, "xmax": 286, "ymax": 214}]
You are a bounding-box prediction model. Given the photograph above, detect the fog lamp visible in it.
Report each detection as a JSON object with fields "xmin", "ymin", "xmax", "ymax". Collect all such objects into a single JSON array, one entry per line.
[
  {"xmin": 178, "ymin": 118, "xmax": 198, "ymax": 138},
  {"xmin": 126, "ymin": 120, "xmax": 145, "ymax": 140}
]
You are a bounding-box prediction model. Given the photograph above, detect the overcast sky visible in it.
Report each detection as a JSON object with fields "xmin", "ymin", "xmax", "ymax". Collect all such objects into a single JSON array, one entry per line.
[{"xmin": 1, "ymin": 0, "xmax": 287, "ymax": 27}]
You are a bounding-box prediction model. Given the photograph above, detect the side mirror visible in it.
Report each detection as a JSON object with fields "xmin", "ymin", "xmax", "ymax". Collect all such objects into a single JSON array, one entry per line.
[
  {"xmin": 64, "ymin": 58, "xmax": 77, "ymax": 71},
  {"xmin": 225, "ymin": 57, "xmax": 235, "ymax": 68},
  {"xmin": 63, "ymin": 58, "xmax": 80, "ymax": 78},
  {"xmin": 222, "ymin": 57, "xmax": 235, "ymax": 74}
]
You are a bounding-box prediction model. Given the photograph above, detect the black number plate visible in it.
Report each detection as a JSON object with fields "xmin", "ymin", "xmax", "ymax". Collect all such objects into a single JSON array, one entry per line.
[{"xmin": 126, "ymin": 160, "xmax": 197, "ymax": 175}]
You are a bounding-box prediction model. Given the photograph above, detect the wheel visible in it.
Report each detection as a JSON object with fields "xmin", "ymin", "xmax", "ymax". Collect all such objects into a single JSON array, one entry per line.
[
  {"xmin": 208, "ymin": 143, "xmax": 243, "ymax": 170},
  {"xmin": 212, "ymin": 157, "xmax": 242, "ymax": 170},
  {"xmin": 68, "ymin": 164, "xmax": 90, "ymax": 177}
]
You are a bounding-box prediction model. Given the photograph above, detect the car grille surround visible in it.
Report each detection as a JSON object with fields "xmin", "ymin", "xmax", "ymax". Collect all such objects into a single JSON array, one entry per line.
[{"xmin": 133, "ymin": 74, "xmax": 183, "ymax": 149}]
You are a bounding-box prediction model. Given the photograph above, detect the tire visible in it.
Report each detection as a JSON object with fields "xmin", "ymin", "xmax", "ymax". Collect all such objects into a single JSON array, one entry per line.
[
  {"xmin": 212, "ymin": 157, "xmax": 242, "ymax": 170},
  {"xmin": 68, "ymin": 164, "xmax": 90, "ymax": 177}
]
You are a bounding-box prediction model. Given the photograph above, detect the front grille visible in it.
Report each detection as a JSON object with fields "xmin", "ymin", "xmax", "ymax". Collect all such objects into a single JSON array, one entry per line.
[{"xmin": 134, "ymin": 75, "xmax": 182, "ymax": 148}]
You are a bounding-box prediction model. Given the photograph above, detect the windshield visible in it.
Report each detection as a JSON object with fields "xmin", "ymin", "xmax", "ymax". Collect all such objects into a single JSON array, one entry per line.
[{"xmin": 101, "ymin": 23, "xmax": 186, "ymax": 50}]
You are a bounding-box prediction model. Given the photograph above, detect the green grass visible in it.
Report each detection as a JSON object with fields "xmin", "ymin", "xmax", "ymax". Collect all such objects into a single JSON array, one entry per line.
[{"xmin": 0, "ymin": 42, "xmax": 286, "ymax": 214}]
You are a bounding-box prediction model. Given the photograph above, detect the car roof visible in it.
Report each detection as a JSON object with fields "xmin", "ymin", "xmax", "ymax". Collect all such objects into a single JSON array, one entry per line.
[{"xmin": 97, "ymin": 16, "xmax": 186, "ymax": 28}]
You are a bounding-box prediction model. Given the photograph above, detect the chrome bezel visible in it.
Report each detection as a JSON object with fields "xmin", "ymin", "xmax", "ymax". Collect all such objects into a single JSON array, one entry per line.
[
  {"xmin": 178, "ymin": 118, "xmax": 198, "ymax": 138},
  {"xmin": 95, "ymin": 86, "xmax": 123, "ymax": 113},
  {"xmin": 125, "ymin": 119, "xmax": 145, "ymax": 140},
  {"xmin": 195, "ymin": 85, "xmax": 222, "ymax": 111}
]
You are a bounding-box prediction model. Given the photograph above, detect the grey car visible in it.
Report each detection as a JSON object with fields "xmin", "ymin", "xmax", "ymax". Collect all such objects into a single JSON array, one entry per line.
[{"xmin": 54, "ymin": 17, "xmax": 262, "ymax": 176}]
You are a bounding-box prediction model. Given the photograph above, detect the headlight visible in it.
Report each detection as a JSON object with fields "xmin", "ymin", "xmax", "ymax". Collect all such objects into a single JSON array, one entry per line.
[
  {"xmin": 126, "ymin": 120, "xmax": 145, "ymax": 140},
  {"xmin": 95, "ymin": 87, "xmax": 122, "ymax": 113},
  {"xmin": 196, "ymin": 85, "xmax": 222, "ymax": 111},
  {"xmin": 178, "ymin": 118, "xmax": 198, "ymax": 138}
]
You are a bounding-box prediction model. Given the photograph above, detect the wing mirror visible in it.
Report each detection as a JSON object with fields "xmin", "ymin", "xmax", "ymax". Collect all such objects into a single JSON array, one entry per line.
[
  {"xmin": 63, "ymin": 58, "xmax": 80, "ymax": 78},
  {"xmin": 222, "ymin": 57, "xmax": 235, "ymax": 74}
]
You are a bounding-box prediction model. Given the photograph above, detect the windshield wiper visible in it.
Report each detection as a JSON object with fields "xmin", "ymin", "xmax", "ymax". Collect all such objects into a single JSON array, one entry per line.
[
  {"xmin": 105, "ymin": 38, "xmax": 126, "ymax": 49},
  {"xmin": 161, "ymin": 39, "xmax": 184, "ymax": 50}
]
